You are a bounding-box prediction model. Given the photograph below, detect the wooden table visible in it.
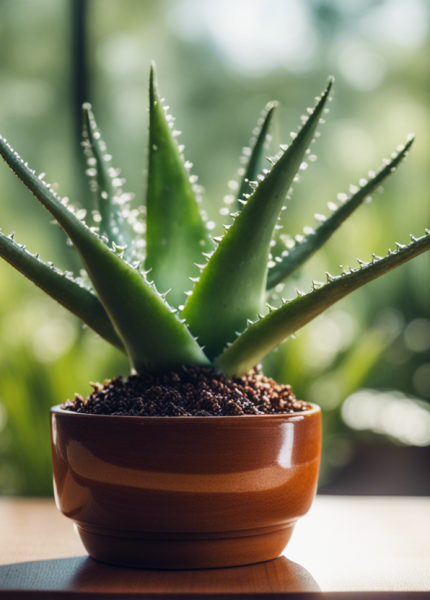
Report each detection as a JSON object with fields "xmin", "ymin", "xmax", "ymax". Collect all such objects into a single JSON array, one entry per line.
[{"xmin": 0, "ymin": 496, "xmax": 429, "ymax": 598}]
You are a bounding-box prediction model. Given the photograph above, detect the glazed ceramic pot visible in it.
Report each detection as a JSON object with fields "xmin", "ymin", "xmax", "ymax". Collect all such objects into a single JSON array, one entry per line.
[{"xmin": 51, "ymin": 404, "xmax": 321, "ymax": 569}]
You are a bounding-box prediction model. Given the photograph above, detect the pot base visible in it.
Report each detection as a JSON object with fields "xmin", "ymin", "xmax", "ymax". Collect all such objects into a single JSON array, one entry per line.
[{"xmin": 76, "ymin": 524, "xmax": 295, "ymax": 569}]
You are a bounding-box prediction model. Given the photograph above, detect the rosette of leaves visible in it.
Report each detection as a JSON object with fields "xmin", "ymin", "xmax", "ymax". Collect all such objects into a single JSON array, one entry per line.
[{"xmin": 0, "ymin": 64, "xmax": 428, "ymax": 377}]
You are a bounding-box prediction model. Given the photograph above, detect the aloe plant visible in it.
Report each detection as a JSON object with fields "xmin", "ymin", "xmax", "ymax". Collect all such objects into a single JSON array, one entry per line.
[{"xmin": 0, "ymin": 65, "xmax": 428, "ymax": 378}]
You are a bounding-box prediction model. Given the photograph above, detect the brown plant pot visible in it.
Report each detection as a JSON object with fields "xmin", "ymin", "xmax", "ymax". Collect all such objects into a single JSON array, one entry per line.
[{"xmin": 51, "ymin": 403, "xmax": 321, "ymax": 569}]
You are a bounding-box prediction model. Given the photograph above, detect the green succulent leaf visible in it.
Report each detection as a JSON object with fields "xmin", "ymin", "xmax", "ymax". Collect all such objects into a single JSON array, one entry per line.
[
  {"xmin": 235, "ymin": 101, "xmax": 278, "ymax": 210},
  {"xmin": 0, "ymin": 231, "xmax": 125, "ymax": 351},
  {"xmin": 183, "ymin": 78, "xmax": 333, "ymax": 360},
  {"xmin": 145, "ymin": 63, "xmax": 214, "ymax": 308},
  {"xmin": 267, "ymin": 137, "xmax": 415, "ymax": 289},
  {"xmin": 0, "ymin": 134, "xmax": 209, "ymax": 372},
  {"xmin": 82, "ymin": 104, "xmax": 133, "ymax": 256},
  {"xmin": 218, "ymin": 231, "xmax": 430, "ymax": 377}
]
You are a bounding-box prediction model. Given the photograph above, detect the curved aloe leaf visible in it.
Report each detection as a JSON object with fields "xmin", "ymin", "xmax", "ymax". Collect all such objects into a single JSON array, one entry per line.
[
  {"xmin": 0, "ymin": 135, "xmax": 209, "ymax": 372},
  {"xmin": 235, "ymin": 101, "xmax": 278, "ymax": 210},
  {"xmin": 145, "ymin": 63, "xmax": 214, "ymax": 308},
  {"xmin": 267, "ymin": 137, "xmax": 414, "ymax": 289},
  {"xmin": 82, "ymin": 104, "xmax": 133, "ymax": 255},
  {"xmin": 218, "ymin": 231, "xmax": 430, "ymax": 377},
  {"xmin": 183, "ymin": 78, "xmax": 333, "ymax": 360},
  {"xmin": 0, "ymin": 231, "xmax": 125, "ymax": 351}
]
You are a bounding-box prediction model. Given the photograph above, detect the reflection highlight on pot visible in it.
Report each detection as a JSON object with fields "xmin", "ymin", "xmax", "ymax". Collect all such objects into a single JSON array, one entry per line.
[{"xmin": 278, "ymin": 421, "xmax": 296, "ymax": 468}]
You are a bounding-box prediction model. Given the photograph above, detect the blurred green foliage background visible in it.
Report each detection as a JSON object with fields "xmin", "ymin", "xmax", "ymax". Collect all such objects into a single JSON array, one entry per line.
[{"xmin": 0, "ymin": 0, "xmax": 429, "ymax": 495}]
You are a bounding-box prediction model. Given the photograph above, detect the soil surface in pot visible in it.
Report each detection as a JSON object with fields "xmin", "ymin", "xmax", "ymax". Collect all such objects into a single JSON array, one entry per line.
[{"xmin": 63, "ymin": 367, "xmax": 309, "ymax": 416}]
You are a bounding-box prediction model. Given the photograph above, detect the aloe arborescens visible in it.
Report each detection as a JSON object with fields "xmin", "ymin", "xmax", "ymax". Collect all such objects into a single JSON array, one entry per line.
[{"xmin": 0, "ymin": 66, "xmax": 427, "ymax": 378}]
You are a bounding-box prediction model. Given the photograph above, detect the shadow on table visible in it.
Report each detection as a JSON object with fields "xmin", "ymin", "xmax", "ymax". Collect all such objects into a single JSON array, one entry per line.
[{"xmin": 0, "ymin": 555, "xmax": 320, "ymax": 594}]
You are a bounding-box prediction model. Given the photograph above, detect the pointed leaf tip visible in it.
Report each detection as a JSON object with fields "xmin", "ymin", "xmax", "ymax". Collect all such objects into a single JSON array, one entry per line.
[
  {"xmin": 183, "ymin": 80, "xmax": 332, "ymax": 359},
  {"xmin": 235, "ymin": 99, "xmax": 279, "ymax": 210},
  {"xmin": 82, "ymin": 104, "xmax": 133, "ymax": 254},
  {"xmin": 145, "ymin": 65, "xmax": 214, "ymax": 308},
  {"xmin": 267, "ymin": 136, "xmax": 415, "ymax": 289}
]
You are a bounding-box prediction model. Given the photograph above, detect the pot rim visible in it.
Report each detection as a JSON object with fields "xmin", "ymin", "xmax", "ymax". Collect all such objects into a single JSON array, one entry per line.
[{"xmin": 51, "ymin": 402, "xmax": 320, "ymax": 422}]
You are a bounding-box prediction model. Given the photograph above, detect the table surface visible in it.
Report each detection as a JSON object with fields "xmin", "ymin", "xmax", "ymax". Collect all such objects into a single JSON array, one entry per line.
[{"xmin": 0, "ymin": 496, "xmax": 429, "ymax": 598}]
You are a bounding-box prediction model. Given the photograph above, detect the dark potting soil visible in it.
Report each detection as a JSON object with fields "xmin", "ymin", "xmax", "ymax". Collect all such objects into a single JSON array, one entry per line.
[{"xmin": 63, "ymin": 366, "xmax": 310, "ymax": 417}]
